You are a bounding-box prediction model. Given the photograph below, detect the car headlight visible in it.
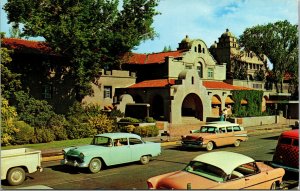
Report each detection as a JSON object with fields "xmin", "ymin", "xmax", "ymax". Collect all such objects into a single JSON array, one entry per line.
[{"xmin": 79, "ymin": 153, "xmax": 84, "ymax": 159}]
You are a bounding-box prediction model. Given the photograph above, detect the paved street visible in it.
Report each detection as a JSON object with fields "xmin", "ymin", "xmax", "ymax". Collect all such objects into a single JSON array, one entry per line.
[{"xmin": 2, "ymin": 131, "xmax": 298, "ymax": 190}]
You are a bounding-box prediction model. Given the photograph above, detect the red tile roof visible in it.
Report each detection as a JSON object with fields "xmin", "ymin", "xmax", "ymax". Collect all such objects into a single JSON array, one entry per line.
[
  {"xmin": 2, "ymin": 38, "xmax": 52, "ymax": 54},
  {"xmin": 125, "ymin": 50, "xmax": 184, "ymax": 64},
  {"xmin": 203, "ymin": 81, "xmax": 252, "ymax": 90},
  {"xmin": 128, "ymin": 79, "xmax": 176, "ymax": 88}
]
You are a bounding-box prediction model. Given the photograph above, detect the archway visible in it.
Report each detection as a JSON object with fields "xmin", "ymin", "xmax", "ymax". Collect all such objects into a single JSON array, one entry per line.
[
  {"xmin": 181, "ymin": 93, "xmax": 203, "ymax": 121},
  {"xmin": 133, "ymin": 94, "xmax": 143, "ymax": 103},
  {"xmin": 211, "ymin": 95, "xmax": 221, "ymax": 117},
  {"xmin": 151, "ymin": 95, "xmax": 164, "ymax": 120}
]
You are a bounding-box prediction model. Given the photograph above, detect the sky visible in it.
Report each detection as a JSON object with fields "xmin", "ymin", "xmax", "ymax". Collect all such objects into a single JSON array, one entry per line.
[{"xmin": 1, "ymin": 0, "xmax": 298, "ymax": 54}]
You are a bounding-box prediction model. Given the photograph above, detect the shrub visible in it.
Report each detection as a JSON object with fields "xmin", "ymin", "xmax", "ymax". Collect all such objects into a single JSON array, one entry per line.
[
  {"xmin": 125, "ymin": 125, "xmax": 135, "ymax": 133},
  {"xmin": 88, "ymin": 114, "xmax": 114, "ymax": 134},
  {"xmin": 48, "ymin": 114, "xmax": 68, "ymax": 140},
  {"xmin": 65, "ymin": 118, "xmax": 96, "ymax": 139},
  {"xmin": 144, "ymin": 117, "xmax": 156, "ymax": 123},
  {"xmin": 13, "ymin": 121, "xmax": 35, "ymax": 144},
  {"xmin": 119, "ymin": 117, "xmax": 141, "ymax": 123},
  {"xmin": 33, "ymin": 128, "xmax": 55, "ymax": 143},
  {"xmin": 133, "ymin": 125, "xmax": 159, "ymax": 137}
]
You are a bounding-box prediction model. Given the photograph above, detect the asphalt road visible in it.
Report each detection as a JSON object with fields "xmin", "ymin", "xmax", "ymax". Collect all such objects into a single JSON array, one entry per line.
[{"xmin": 2, "ymin": 132, "xmax": 298, "ymax": 190}]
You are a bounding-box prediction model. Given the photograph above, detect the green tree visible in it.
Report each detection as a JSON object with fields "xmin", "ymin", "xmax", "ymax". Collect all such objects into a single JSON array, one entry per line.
[
  {"xmin": 4, "ymin": 0, "xmax": 160, "ymax": 100},
  {"xmin": 0, "ymin": 33, "xmax": 22, "ymax": 99},
  {"xmin": 239, "ymin": 20, "xmax": 298, "ymax": 93}
]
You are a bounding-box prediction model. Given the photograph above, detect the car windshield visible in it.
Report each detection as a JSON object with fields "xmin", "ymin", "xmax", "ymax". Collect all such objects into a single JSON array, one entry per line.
[
  {"xmin": 200, "ymin": 126, "xmax": 217, "ymax": 133},
  {"xmin": 91, "ymin": 136, "xmax": 112, "ymax": 146},
  {"xmin": 184, "ymin": 161, "xmax": 226, "ymax": 182}
]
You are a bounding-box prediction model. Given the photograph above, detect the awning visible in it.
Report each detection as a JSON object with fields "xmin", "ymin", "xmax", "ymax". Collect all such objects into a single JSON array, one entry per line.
[
  {"xmin": 225, "ymin": 97, "xmax": 234, "ymax": 104},
  {"xmin": 211, "ymin": 96, "xmax": 221, "ymax": 104},
  {"xmin": 241, "ymin": 99, "xmax": 248, "ymax": 104}
]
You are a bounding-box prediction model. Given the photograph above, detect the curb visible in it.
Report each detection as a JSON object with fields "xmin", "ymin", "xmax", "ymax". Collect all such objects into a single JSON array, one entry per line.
[{"xmin": 42, "ymin": 127, "xmax": 291, "ymax": 162}]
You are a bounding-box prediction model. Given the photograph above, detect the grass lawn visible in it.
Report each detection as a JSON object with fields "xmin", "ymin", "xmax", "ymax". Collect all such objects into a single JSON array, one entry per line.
[{"xmin": 1, "ymin": 137, "xmax": 93, "ymax": 151}]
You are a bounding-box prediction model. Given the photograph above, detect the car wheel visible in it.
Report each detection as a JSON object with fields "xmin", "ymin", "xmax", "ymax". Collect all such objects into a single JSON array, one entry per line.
[
  {"xmin": 270, "ymin": 182, "xmax": 276, "ymax": 190},
  {"xmin": 7, "ymin": 167, "xmax": 25, "ymax": 186},
  {"xmin": 234, "ymin": 140, "xmax": 241, "ymax": 147},
  {"xmin": 206, "ymin": 142, "xmax": 214, "ymax": 151},
  {"xmin": 140, "ymin": 155, "xmax": 150, "ymax": 165},
  {"xmin": 89, "ymin": 158, "xmax": 102, "ymax": 173}
]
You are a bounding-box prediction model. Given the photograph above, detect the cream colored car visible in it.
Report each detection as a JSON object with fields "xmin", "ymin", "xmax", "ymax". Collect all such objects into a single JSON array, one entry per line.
[
  {"xmin": 181, "ymin": 122, "xmax": 248, "ymax": 151},
  {"xmin": 147, "ymin": 151, "xmax": 285, "ymax": 189}
]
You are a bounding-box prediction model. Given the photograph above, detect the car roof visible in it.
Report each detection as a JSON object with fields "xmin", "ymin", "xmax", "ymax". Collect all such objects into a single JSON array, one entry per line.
[
  {"xmin": 280, "ymin": 129, "xmax": 299, "ymax": 138},
  {"xmin": 192, "ymin": 151, "xmax": 254, "ymax": 174},
  {"xmin": 202, "ymin": 122, "xmax": 240, "ymax": 128},
  {"xmin": 95, "ymin": 132, "xmax": 141, "ymax": 139}
]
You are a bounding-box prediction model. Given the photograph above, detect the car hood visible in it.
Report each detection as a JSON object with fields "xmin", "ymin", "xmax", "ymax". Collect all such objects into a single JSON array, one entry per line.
[
  {"xmin": 182, "ymin": 133, "xmax": 211, "ymax": 140},
  {"xmin": 155, "ymin": 170, "xmax": 220, "ymax": 189},
  {"xmin": 65, "ymin": 145, "xmax": 105, "ymax": 156}
]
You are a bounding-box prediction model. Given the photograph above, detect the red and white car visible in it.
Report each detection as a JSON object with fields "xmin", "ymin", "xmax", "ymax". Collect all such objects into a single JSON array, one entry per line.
[{"xmin": 147, "ymin": 151, "xmax": 285, "ymax": 189}]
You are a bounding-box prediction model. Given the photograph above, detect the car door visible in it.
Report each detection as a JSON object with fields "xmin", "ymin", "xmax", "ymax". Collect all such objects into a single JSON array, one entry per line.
[
  {"xmin": 128, "ymin": 137, "xmax": 146, "ymax": 161},
  {"xmin": 215, "ymin": 127, "xmax": 228, "ymax": 146},
  {"xmin": 109, "ymin": 137, "xmax": 132, "ymax": 165}
]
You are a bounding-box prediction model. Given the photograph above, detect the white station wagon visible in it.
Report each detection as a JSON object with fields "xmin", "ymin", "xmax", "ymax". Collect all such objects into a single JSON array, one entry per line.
[{"xmin": 61, "ymin": 133, "xmax": 161, "ymax": 173}]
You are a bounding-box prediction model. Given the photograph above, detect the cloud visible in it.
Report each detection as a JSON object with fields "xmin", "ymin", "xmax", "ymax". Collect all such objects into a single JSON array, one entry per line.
[{"xmin": 135, "ymin": 0, "xmax": 298, "ymax": 53}]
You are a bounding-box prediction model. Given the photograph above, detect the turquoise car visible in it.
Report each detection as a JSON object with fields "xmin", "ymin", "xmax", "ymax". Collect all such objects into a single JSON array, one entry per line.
[{"xmin": 61, "ymin": 133, "xmax": 161, "ymax": 173}]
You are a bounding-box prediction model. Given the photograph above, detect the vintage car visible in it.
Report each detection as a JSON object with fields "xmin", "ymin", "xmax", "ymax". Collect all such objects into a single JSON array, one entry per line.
[
  {"xmin": 61, "ymin": 133, "xmax": 161, "ymax": 173},
  {"xmin": 271, "ymin": 129, "xmax": 299, "ymax": 173},
  {"xmin": 147, "ymin": 151, "xmax": 285, "ymax": 189},
  {"xmin": 181, "ymin": 122, "xmax": 248, "ymax": 150}
]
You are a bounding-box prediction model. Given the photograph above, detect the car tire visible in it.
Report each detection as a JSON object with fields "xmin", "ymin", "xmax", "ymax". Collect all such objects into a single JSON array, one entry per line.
[
  {"xmin": 140, "ymin": 155, "xmax": 150, "ymax": 165},
  {"xmin": 206, "ymin": 142, "xmax": 214, "ymax": 151},
  {"xmin": 7, "ymin": 167, "xmax": 25, "ymax": 186},
  {"xmin": 89, "ymin": 158, "xmax": 102, "ymax": 173},
  {"xmin": 234, "ymin": 140, "xmax": 241, "ymax": 147},
  {"xmin": 270, "ymin": 182, "xmax": 276, "ymax": 190}
]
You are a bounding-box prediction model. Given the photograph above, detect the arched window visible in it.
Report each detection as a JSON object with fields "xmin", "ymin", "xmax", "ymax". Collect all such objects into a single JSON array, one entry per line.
[
  {"xmin": 198, "ymin": 44, "xmax": 201, "ymax": 53},
  {"xmin": 191, "ymin": 76, "xmax": 194, "ymax": 84},
  {"xmin": 202, "ymin": 48, "xmax": 205, "ymax": 53},
  {"xmin": 197, "ymin": 62, "xmax": 203, "ymax": 78},
  {"xmin": 194, "ymin": 46, "xmax": 197, "ymax": 52}
]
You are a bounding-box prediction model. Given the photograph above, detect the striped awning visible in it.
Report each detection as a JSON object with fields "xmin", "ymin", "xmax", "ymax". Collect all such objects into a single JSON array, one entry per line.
[
  {"xmin": 241, "ymin": 99, "xmax": 248, "ymax": 104},
  {"xmin": 212, "ymin": 96, "xmax": 221, "ymax": 104},
  {"xmin": 225, "ymin": 97, "xmax": 234, "ymax": 104}
]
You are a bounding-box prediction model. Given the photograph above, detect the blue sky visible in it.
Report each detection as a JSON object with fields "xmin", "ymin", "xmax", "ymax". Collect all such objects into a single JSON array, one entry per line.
[{"xmin": 1, "ymin": 0, "xmax": 298, "ymax": 54}]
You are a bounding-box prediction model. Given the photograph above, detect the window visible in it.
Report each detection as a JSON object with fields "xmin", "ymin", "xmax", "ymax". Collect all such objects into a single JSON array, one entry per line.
[
  {"xmin": 226, "ymin": 126, "xmax": 233, "ymax": 132},
  {"xmin": 208, "ymin": 68, "xmax": 214, "ymax": 78},
  {"xmin": 185, "ymin": 64, "xmax": 192, "ymax": 69},
  {"xmin": 197, "ymin": 63, "xmax": 203, "ymax": 78},
  {"xmin": 280, "ymin": 137, "xmax": 292, "ymax": 145},
  {"xmin": 194, "ymin": 46, "xmax": 197, "ymax": 52},
  {"xmin": 104, "ymin": 86, "xmax": 112, "ymax": 98},
  {"xmin": 293, "ymin": 139, "xmax": 299, "ymax": 147},
  {"xmin": 129, "ymin": 138, "xmax": 143, "ymax": 145},
  {"xmin": 191, "ymin": 77, "xmax": 194, "ymax": 84},
  {"xmin": 42, "ymin": 84, "xmax": 52, "ymax": 99},
  {"xmin": 198, "ymin": 44, "xmax": 202, "ymax": 53},
  {"xmin": 233, "ymin": 126, "xmax": 241, "ymax": 131},
  {"xmin": 202, "ymin": 48, "xmax": 205, "ymax": 53}
]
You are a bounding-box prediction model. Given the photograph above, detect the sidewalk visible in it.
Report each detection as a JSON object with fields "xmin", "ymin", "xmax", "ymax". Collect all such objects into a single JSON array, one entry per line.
[{"xmin": 41, "ymin": 121, "xmax": 294, "ymax": 162}]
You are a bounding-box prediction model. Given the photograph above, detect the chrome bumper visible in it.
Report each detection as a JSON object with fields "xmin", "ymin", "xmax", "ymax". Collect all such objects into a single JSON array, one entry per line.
[{"xmin": 60, "ymin": 159, "xmax": 88, "ymax": 168}]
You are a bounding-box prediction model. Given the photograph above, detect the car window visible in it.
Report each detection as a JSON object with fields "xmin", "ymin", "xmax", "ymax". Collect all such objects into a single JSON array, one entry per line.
[
  {"xmin": 233, "ymin": 162, "xmax": 259, "ymax": 177},
  {"xmin": 233, "ymin": 126, "xmax": 241, "ymax": 131},
  {"xmin": 184, "ymin": 161, "xmax": 226, "ymax": 182},
  {"xmin": 91, "ymin": 136, "xmax": 112, "ymax": 147},
  {"xmin": 293, "ymin": 139, "xmax": 299, "ymax": 146},
  {"xmin": 220, "ymin": 127, "xmax": 226, "ymax": 133},
  {"xmin": 129, "ymin": 138, "xmax": 143, "ymax": 145},
  {"xmin": 226, "ymin": 126, "xmax": 233, "ymax": 132},
  {"xmin": 280, "ymin": 137, "xmax": 292, "ymax": 145}
]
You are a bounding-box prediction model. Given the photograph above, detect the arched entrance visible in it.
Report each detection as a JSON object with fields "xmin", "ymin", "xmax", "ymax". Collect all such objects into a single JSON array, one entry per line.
[
  {"xmin": 181, "ymin": 93, "xmax": 203, "ymax": 121},
  {"xmin": 151, "ymin": 95, "xmax": 164, "ymax": 120},
  {"xmin": 133, "ymin": 94, "xmax": 144, "ymax": 103}
]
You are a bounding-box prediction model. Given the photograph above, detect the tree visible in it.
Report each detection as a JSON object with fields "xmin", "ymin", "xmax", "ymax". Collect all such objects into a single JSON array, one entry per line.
[
  {"xmin": 0, "ymin": 33, "xmax": 22, "ymax": 99},
  {"xmin": 239, "ymin": 20, "xmax": 298, "ymax": 93},
  {"xmin": 4, "ymin": 0, "xmax": 160, "ymax": 100}
]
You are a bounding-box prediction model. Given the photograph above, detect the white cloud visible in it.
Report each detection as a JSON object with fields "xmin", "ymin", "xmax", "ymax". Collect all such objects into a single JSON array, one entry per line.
[{"xmin": 135, "ymin": 0, "xmax": 298, "ymax": 53}]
